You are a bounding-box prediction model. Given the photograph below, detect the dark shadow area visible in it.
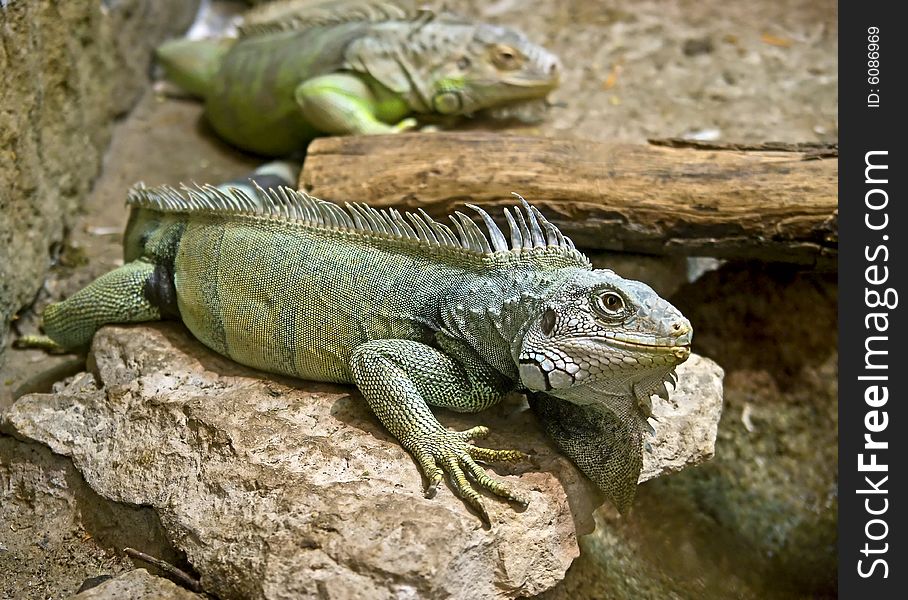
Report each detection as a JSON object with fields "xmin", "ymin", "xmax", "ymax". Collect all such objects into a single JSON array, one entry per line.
[
  {"xmin": 67, "ymin": 465, "xmax": 201, "ymax": 589},
  {"xmin": 671, "ymin": 261, "xmax": 837, "ymax": 388},
  {"xmin": 0, "ymin": 435, "xmax": 200, "ymax": 598}
]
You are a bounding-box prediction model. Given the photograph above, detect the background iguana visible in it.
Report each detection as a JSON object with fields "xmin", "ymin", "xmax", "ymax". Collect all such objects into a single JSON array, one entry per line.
[
  {"xmin": 156, "ymin": 0, "xmax": 561, "ymax": 156},
  {"xmin": 20, "ymin": 176, "xmax": 692, "ymax": 522}
]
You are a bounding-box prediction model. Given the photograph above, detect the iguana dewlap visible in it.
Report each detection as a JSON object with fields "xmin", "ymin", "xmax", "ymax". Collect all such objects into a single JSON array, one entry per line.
[
  {"xmin": 157, "ymin": 0, "xmax": 561, "ymax": 156},
  {"xmin": 23, "ymin": 175, "xmax": 691, "ymax": 522}
]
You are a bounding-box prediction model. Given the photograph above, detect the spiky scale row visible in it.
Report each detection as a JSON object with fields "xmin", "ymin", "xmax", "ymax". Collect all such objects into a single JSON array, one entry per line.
[
  {"xmin": 238, "ymin": 0, "xmax": 413, "ymax": 38},
  {"xmin": 127, "ymin": 182, "xmax": 577, "ymax": 258}
]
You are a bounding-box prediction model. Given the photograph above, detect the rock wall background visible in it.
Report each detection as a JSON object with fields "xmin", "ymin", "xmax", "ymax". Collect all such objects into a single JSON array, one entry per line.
[{"xmin": 0, "ymin": 0, "xmax": 199, "ymax": 361}]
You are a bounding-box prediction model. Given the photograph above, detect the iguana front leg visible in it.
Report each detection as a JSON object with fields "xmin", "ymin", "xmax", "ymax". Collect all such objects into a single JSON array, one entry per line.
[
  {"xmin": 295, "ymin": 73, "xmax": 417, "ymax": 136},
  {"xmin": 349, "ymin": 338, "xmax": 528, "ymax": 524}
]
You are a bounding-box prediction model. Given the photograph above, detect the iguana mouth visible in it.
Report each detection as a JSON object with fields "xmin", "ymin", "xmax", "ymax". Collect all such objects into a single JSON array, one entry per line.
[
  {"xmin": 610, "ymin": 337, "xmax": 690, "ymax": 349},
  {"xmin": 605, "ymin": 321, "xmax": 692, "ymax": 356},
  {"xmin": 605, "ymin": 337, "xmax": 692, "ymax": 360}
]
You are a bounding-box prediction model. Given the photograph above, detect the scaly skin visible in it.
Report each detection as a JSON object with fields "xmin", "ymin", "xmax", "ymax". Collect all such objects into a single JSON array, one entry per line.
[
  {"xmin": 21, "ymin": 178, "xmax": 691, "ymax": 523},
  {"xmin": 156, "ymin": 1, "xmax": 560, "ymax": 156}
]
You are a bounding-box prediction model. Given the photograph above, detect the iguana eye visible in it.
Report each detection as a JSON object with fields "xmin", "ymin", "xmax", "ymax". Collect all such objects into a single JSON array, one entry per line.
[
  {"xmin": 593, "ymin": 291, "xmax": 626, "ymax": 318},
  {"xmin": 492, "ymin": 45, "xmax": 522, "ymax": 70},
  {"xmin": 540, "ymin": 308, "xmax": 557, "ymax": 336},
  {"xmin": 457, "ymin": 56, "xmax": 471, "ymax": 70}
]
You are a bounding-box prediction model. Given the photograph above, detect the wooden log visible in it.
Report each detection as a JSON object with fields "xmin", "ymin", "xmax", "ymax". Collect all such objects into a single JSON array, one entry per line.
[{"xmin": 301, "ymin": 132, "xmax": 838, "ymax": 267}]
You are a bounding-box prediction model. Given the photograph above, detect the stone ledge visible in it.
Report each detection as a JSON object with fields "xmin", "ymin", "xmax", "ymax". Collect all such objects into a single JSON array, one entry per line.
[{"xmin": 4, "ymin": 323, "xmax": 723, "ymax": 598}]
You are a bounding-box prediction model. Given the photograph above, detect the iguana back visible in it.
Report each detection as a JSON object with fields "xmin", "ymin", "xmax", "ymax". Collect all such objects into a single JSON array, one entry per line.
[
  {"xmin": 202, "ymin": 23, "xmax": 370, "ymax": 154},
  {"xmin": 170, "ymin": 198, "xmax": 468, "ymax": 381},
  {"xmin": 129, "ymin": 185, "xmax": 590, "ymax": 383}
]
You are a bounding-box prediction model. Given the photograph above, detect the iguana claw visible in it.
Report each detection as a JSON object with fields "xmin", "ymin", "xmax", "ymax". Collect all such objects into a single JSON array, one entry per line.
[
  {"xmin": 406, "ymin": 426, "xmax": 529, "ymax": 524},
  {"xmin": 13, "ymin": 335, "xmax": 69, "ymax": 353}
]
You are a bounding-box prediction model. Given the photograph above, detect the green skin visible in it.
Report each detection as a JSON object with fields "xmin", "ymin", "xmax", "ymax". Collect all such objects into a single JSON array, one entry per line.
[
  {"xmin": 201, "ymin": 26, "xmax": 411, "ymax": 155},
  {"xmin": 157, "ymin": 16, "xmax": 561, "ymax": 156},
  {"xmin": 23, "ymin": 184, "xmax": 691, "ymax": 522}
]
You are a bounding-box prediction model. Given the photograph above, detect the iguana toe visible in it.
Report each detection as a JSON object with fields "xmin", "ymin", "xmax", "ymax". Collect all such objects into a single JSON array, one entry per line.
[
  {"xmin": 467, "ymin": 445, "xmax": 528, "ymax": 463},
  {"xmin": 404, "ymin": 427, "xmax": 528, "ymax": 523},
  {"xmin": 461, "ymin": 454, "xmax": 529, "ymax": 507},
  {"xmin": 441, "ymin": 455, "xmax": 491, "ymax": 524},
  {"xmin": 13, "ymin": 335, "xmax": 68, "ymax": 353},
  {"xmin": 414, "ymin": 450, "xmax": 445, "ymax": 498},
  {"xmin": 457, "ymin": 425, "xmax": 490, "ymax": 441}
]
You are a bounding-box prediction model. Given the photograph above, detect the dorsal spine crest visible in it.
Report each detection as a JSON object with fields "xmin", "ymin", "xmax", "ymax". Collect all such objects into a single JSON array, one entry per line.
[{"xmin": 127, "ymin": 182, "xmax": 590, "ymax": 269}]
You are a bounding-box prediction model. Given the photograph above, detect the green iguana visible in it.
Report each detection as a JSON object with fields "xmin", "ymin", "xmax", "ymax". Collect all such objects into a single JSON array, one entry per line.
[
  {"xmin": 156, "ymin": 0, "xmax": 561, "ymax": 156},
  {"xmin": 20, "ymin": 171, "xmax": 691, "ymax": 522}
]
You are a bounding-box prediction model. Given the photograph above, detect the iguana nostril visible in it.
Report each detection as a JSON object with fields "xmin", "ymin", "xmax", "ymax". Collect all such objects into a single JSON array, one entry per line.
[
  {"xmin": 669, "ymin": 320, "xmax": 693, "ymax": 346},
  {"xmin": 672, "ymin": 321, "xmax": 690, "ymax": 334}
]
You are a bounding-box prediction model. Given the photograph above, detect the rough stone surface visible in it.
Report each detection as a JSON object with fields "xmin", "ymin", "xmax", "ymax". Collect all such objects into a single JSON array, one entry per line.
[
  {"xmin": 457, "ymin": 0, "xmax": 837, "ymax": 144},
  {"xmin": 4, "ymin": 323, "xmax": 722, "ymax": 599},
  {"xmin": 0, "ymin": 0, "xmax": 199, "ymax": 362},
  {"xmin": 0, "ymin": 435, "xmax": 183, "ymax": 599},
  {"xmin": 71, "ymin": 569, "xmax": 203, "ymax": 600},
  {"xmin": 639, "ymin": 354, "xmax": 722, "ymax": 481}
]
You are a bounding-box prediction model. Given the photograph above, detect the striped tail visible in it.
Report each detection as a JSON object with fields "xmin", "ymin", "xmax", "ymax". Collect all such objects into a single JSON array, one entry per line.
[{"xmin": 217, "ymin": 161, "xmax": 302, "ymax": 197}]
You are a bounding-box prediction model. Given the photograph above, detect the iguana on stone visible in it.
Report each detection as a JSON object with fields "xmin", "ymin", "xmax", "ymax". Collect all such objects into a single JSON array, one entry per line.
[
  {"xmin": 20, "ymin": 178, "xmax": 691, "ymax": 522},
  {"xmin": 156, "ymin": 0, "xmax": 561, "ymax": 156}
]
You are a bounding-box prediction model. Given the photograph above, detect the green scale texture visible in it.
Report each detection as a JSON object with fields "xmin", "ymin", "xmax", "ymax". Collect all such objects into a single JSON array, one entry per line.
[{"xmin": 29, "ymin": 182, "xmax": 692, "ymax": 522}]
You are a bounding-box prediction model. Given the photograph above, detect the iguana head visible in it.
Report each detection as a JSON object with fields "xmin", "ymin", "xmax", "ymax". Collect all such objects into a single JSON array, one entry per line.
[
  {"xmin": 515, "ymin": 269, "xmax": 692, "ymax": 407},
  {"xmin": 434, "ymin": 23, "xmax": 561, "ymax": 117},
  {"xmin": 345, "ymin": 17, "xmax": 560, "ymax": 117}
]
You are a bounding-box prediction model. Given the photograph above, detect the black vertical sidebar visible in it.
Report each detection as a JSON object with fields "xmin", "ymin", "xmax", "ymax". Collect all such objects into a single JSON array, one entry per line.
[{"xmin": 839, "ymin": 1, "xmax": 906, "ymax": 597}]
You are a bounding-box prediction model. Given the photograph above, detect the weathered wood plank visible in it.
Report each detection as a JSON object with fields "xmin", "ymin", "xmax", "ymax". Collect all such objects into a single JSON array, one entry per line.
[{"xmin": 301, "ymin": 132, "xmax": 837, "ymax": 267}]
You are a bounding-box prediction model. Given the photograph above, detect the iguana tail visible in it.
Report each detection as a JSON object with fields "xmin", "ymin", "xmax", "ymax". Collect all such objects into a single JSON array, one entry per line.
[
  {"xmin": 156, "ymin": 37, "xmax": 235, "ymax": 98},
  {"xmin": 217, "ymin": 160, "xmax": 303, "ymax": 197}
]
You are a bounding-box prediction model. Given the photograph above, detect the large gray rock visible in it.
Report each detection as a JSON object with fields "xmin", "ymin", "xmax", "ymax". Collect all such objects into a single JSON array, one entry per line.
[
  {"xmin": 4, "ymin": 323, "xmax": 722, "ymax": 599},
  {"xmin": 0, "ymin": 0, "xmax": 199, "ymax": 362}
]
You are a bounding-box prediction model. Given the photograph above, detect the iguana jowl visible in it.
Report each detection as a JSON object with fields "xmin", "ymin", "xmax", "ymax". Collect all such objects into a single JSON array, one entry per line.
[
  {"xmin": 24, "ymin": 181, "xmax": 691, "ymax": 522},
  {"xmin": 156, "ymin": 0, "xmax": 561, "ymax": 156}
]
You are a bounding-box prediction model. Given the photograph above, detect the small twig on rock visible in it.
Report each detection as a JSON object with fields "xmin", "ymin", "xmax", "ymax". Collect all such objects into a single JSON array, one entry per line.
[{"xmin": 123, "ymin": 547, "xmax": 204, "ymax": 593}]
